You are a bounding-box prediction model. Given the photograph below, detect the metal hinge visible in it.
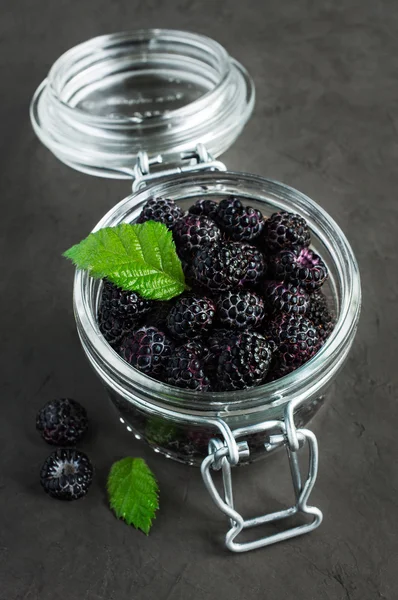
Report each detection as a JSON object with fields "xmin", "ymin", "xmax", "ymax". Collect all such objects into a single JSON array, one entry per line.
[
  {"xmin": 132, "ymin": 143, "xmax": 227, "ymax": 192},
  {"xmin": 201, "ymin": 397, "xmax": 323, "ymax": 552}
]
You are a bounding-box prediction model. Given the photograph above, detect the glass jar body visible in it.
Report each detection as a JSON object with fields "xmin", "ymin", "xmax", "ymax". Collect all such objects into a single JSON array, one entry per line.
[
  {"xmin": 108, "ymin": 387, "xmax": 330, "ymax": 466},
  {"xmin": 74, "ymin": 171, "xmax": 361, "ymax": 466}
]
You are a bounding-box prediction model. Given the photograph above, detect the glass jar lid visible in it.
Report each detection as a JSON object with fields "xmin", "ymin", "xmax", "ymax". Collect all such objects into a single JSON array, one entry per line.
[{"xmin": 30, "ymin": 30, "xmax": 255, "ymax": 179}]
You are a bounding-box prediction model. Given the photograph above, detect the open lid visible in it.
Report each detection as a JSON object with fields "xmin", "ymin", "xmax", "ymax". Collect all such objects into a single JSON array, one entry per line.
[{"xmin": 30, "ymin": 30, "xmax": 255, "ymax": 179}]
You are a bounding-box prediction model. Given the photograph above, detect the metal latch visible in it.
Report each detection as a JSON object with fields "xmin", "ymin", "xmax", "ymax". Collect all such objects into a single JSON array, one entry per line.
[
  {"xmin": 132, "ymin": 143, "xmax": 227, "ymax": 192},
  {"xmin": 201, "ymin": 398, "xmax": 323, "ymax": 552}
]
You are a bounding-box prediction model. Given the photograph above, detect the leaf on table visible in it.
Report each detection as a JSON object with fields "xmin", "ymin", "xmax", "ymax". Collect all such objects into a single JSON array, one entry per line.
[{"xmin": 107, "ymin": 457, "xmax": 159, "ymax": 535}]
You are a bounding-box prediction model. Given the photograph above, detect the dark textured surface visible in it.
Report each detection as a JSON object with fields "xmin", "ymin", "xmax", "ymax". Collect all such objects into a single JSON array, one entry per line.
[{"xmin": 1, "ymin": 1, "xmax": 397, "ymax": 598}]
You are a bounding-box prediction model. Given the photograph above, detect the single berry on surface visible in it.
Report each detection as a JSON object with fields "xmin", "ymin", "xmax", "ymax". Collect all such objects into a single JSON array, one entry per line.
[
  {"xmin": 36, "ymin": 398, "xmax": 88, "ymax": 446},
  {"xmin": 98, "ymin": 280, "xmax": 153, "ymax": 348},
  {"xmin": 215, "ymin": 290, "xmax": 265, "ymax": 330},
  {"xmin": 262, "ymin": 211, "xmax": 311, "ymax": 253},
  {"xmin": 307, "ymin": 290, "xmax": 335, "ymax": 341},
  {"xmin": 264, "ymin": 313, "xmax": 321, "ymax": 375},
  {"xmin": 120, "ymin": 326, "xmax": 175, "ymax": 379},
  {"xmin": 290, "ymin": 248, "xmax": 328, "ymax": 291},
  {"xmin": 192, "ymin": 242, "xmax": 265, "ymax": 291},
  {"xmin": 137, "ymin": 197, "xmax": 183, "ymax": 228},
  {"xmin": 188, "ymin": 198, "xmax": 218, "ymax": 220},
  {"xmin": 215, "ymin": 196, "xmax": 264, "ymax": 242},
  {"xmin": 166, "ymin": 342, "xmax": 211, "ymax": 391},
  {"xmin": 166, "ymin": 295, "xmax": 216, "ymax": 339},
  {"xmin": 40, "ymin": 449, "xmax": 93, "ymax": 501},
  {"xmin": 207, "ymin": 330, "xmax": 272, "ymax": 391},
  {"xmin": 264, "ymin": 281, "xmax": 310, "ymax": 315},
  {"xmin": 173, "ymin": 214, "xmax": 221, "ymax": 258}
]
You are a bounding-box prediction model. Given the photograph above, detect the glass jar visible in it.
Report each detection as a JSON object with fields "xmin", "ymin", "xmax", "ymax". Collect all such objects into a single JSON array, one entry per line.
[
  {"xmin": 74, "ymin": 170, "xmax": 360, "ymax": 465},
  {"xmin": 31, "ymin": 30, "xmax": 361, "ymax": 552}
]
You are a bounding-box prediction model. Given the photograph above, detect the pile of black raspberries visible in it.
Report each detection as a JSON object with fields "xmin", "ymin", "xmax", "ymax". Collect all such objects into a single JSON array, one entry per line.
[{"xmin": 98, "ymin": 197, "xmax": 335, "ymax": 392}]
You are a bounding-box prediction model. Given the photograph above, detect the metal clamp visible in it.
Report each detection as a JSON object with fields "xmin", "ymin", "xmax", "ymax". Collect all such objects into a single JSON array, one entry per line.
[
  {"xmin": 201, "ymin": 399, "xmax": 323, "ymax": 553},
  {"xmin": 132, "ymin": 143, "xmax": 227, "ymax": 192}
]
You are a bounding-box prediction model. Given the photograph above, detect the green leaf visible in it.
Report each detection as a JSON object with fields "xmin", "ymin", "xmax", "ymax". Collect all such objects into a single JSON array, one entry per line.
[
  {"xmin": 145, "ymin": 417, "xmax": 177, "ymax": 447},
  {"xmin": 107, "ymin": 457, "xmax": 159, "ymax": 535},
  {"xmin": 63, "ymin": 221, "xmax": 187, "ymax": 301}
]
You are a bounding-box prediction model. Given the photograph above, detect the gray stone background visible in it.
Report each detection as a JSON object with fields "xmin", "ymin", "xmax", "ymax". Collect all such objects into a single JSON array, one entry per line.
[{"xmin": 1, "ymin": 0, "xmax": 397, "ymax": 598}]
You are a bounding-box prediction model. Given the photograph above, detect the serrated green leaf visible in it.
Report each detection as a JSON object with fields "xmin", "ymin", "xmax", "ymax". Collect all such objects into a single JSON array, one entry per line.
[
  {"xmin": 63, "ymin": 221, "xmax": 187, "ymax": 301},
  {"xmin": 107, "ymin": 457, "xmax": 159, "ymax": 535}
]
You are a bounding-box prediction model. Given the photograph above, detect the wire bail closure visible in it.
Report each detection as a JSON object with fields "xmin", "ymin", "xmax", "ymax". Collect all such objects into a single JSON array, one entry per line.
[
  {"xmin": 201, "ymin": 398, "xmax": 323, "ymax": 553},
  {"xmin": 132, "ymin": 143, "xmax": 227, "ymax": 192}
]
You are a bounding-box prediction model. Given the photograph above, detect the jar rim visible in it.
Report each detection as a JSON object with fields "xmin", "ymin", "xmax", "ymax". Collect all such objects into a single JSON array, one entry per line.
[
  {"xmin": 30, "ymin": 30, "xmax": 255, "ymax": 178},
  {"xmin": 73, "ymin": 171, "xmax": 361, "ymax": 417},
  {"xmin": 47, "ymin": 29, "xmax": 231, "ymax": 125}
]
